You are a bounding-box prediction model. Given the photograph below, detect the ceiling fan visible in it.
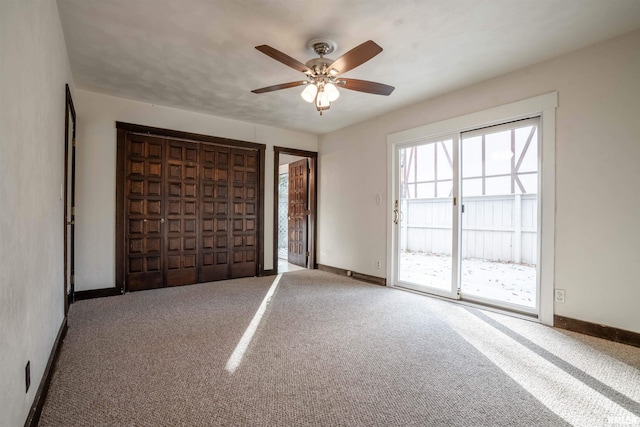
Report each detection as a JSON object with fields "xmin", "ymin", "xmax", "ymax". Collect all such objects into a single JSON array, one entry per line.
[{"xmin": 251, "ymin": 38, "xmax": 395, "ymax": 115}]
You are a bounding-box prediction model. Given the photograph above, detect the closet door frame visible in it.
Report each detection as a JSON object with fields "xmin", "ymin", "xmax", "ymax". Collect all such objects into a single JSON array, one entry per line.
[{"xmin": 115, "ymin": 122, "xmax": 266, "ymax": 292}]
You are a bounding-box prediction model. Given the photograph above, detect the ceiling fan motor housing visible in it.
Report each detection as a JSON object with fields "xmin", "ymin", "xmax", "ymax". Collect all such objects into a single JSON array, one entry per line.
[
  {"xmin": 305, "ymin": 57, "xmax": 335, "ymax": 72},
  {"xmin": 306, "ymin": 38, "xmax": 337, "ymax": 56}
]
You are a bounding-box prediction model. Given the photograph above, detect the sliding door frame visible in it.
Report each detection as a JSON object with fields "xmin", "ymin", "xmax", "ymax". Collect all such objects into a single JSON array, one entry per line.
[{"xmin": 387, "ymin": 93, "xmax": 557, "ymax": 325}]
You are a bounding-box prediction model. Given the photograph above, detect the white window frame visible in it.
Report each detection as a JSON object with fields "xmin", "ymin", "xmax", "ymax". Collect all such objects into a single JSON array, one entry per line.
[{"xmin": 386, "ymin": 92, "xmax": 557, "ymax": 325}]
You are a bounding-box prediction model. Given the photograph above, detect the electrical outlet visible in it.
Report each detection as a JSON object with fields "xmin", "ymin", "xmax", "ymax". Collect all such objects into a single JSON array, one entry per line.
[
  {"xmin": 555, "ymin": 289, "xmax": 565, "ymax": 303},
  {"xmin": 375, "ymin": 260, "xmax": 382, "ymax": 269},
  {"xmin": 25, "ymin": 361, "xmax": 30, "ymax": 393}
]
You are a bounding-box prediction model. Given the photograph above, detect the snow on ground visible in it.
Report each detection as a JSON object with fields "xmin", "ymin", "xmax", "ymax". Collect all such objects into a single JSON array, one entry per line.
[
  {"xmin": 399, "ymin": 252, "xmax": 536, "ymax": 308},
  {"xmin": 279, "ymin": 247, "xmax": 536, "ymax": 309}
]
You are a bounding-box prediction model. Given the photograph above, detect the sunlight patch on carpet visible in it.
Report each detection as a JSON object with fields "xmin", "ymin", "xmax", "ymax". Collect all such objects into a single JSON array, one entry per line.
[
  {"xmin": 430, "ymin": 303, "xmax": 640, "ymax": 427},
  {"xmin": 225, "ymin": 274, "xmax": 283, "ymax": 374}
]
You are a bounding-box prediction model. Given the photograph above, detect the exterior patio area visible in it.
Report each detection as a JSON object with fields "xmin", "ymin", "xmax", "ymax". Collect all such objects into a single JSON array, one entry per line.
[{"xmin": 399, "ymin": 251, "xmax": 536, "ymax": 309}]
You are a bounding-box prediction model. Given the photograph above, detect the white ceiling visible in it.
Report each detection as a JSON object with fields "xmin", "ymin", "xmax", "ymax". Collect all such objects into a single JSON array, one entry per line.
[{"xmin": 57, "ymin": 0, "xmax": 640, "ymax": 135}]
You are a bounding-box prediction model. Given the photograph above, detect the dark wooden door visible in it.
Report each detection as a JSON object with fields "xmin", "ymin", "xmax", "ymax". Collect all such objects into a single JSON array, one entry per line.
[
  {"xmin": 165, "ymin": 141, "xmax": 199, "ymax": 286},
  {"xmin": 66, "ymin": 128, "xmax": 76, "ymax": 301},
  {"xmin": 200, "ymin": 144, "xmax": 231, "ymax": 282},
  {"xmin": 288, "ymin": 158, "xmax": 308, "ymax": 267},
  {"xmin": 125, "ymin": 134, "xmax": 165, "ymax": 291},
  {"xmin": 124, "ymin": 132, "xmax": 258, "ymax": 291},
  {"xmin": 230, "ymin": 148, "xmax": 258, "ymax": 277},
  {"xmin": 64, "ymin": 84, "xmax": 76, "ymax": 313}
]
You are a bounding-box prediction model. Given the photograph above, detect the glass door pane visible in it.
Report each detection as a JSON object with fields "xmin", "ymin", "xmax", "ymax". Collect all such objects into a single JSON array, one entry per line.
[
  {"xmin": 396, "ymin": 138, "xmax": 458, "ymax": 298},
  {"xmin": 460, "ymin": 119, "xmax": 539, "ymax": 313}
]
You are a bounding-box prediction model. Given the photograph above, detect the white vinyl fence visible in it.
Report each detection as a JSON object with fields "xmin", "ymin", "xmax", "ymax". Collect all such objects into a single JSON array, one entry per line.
[{"xmin": 401, "ymin": 194, "xmax": 537, "ymax": 265}]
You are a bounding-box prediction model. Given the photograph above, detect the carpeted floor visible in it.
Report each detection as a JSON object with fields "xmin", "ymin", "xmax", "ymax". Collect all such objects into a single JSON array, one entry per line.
[{"xmin": 39, "ymin": 270, "xmax": 640, "ymax": 426}]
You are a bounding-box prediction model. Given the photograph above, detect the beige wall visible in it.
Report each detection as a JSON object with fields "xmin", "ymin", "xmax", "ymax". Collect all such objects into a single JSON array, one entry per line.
[
  {"xmin": 0, "ymin": 1, "xmax": 74, "ymax": 426},
  {"xmin": 74, "ymin": 90, "xmax": 318, "ymax": 291},
  {"xmin": 318, "ymin": 30, "xmax": 640, "ymax": 333}
]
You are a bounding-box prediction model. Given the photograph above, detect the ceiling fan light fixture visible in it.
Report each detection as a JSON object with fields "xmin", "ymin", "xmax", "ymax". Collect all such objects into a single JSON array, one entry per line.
[
  {"xmin": 301, "ymin": 83, "xmax": 318, "ymax": 102},
  {"xmin": 316, "ymin": 90, "xmax": 330, "ymax": 109},
  {"xmin": 324, "ymin": 83, "xmax": 340, "ymax": 102}
]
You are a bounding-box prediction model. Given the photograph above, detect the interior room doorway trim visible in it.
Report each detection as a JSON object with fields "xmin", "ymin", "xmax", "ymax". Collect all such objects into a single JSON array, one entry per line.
[
  {"xmin": 386, "ymin": 92, "xmax": 557, "ymax": 325},
  {"xmin": 273, "ymin": 146, "xmax": 318, "ymax": 273},
  {"xmin": 63, "ymin": 84, "xmax": 76, "ymax": 315}
]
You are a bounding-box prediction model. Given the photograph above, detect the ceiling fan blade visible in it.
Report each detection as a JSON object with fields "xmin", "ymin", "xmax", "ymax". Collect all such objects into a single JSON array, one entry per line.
[
  {"xmin": 329, "ymin": 40, "xmax": 383, "ymax": 76},
  {"xmin": 255, "ymin": 45, "xmax": 311, "ymax": 74},
  {"xmin": 251, "ymin": 81, "xmax": 307, "ymax": 94},
  {"xmin": 338, "ymin": 78, "xmax": 395, "ymax": 96}
]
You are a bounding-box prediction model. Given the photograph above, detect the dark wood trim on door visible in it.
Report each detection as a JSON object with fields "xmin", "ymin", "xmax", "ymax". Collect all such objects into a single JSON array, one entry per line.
[
  {"xmin": 273, "ymin": 146, "xmax": 318, "ymax": 273},
  {"xmin": 24, "ymin": 319, "xmax": 67, "ymax": 427},
  {"xmin": 554, "ymin": 315, "xmax": 640, "ymax": 348},
  {"xmin": 115, "ymin": 128, "xmax": 126, "ymax": 293},
  {"xmin": 116, "ymin": 122, "xmax": 266, "ymax": 291},
  {"xmin": 63, "ymin": 84, "xmax": 76, "ymax": 314},
  {"xmin": 257, "ymin": 147, "xmax": 266, "ymax": 275},
  {"xmin": 116, "ymin": 122, "xmax": 264, "ymax": 151}
]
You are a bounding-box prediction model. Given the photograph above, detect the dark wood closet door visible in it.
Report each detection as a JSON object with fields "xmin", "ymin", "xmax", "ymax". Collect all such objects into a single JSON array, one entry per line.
[
  {"xmin": 125, "ymin": 134, "xmax": 165, "ymax": 291},
  {"xmin": 230, "ymin": 148, "xmax": 258, "ymax": 277},
  {"xmin": 165, "ymin": 141, "xmax": 199, "ymax": 286},
  {"xmin": 200, "ymin": 144, "xmax": 231, "ymax": 282},
  {"xmin": 288, "ymin": 158, "xmax": 308, "ymax": 267},
  {"xmin": 122, "ymin": 129, "xmax": 260, "ymax": 291}
]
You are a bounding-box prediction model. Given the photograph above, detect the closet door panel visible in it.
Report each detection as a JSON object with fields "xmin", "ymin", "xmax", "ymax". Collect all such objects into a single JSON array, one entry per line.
[
  {"xmin": 200, "ymin": 144, "xmax": 231, "ymax": 282},
  {"xmin": 165, "ymin": 141, "xmax": 199, "ymax": 286},
  {"xmin": 125, "ymin": 134, "xmax": 165, "ymax": 291},
  {"xmin": 229, "ymin": 148, "xmax": 258, "ymax": 278}
]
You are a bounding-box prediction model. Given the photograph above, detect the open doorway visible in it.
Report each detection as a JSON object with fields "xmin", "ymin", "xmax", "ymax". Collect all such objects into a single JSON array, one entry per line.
[{"xmin": 273, "ymin": 147, "xmax": 317, "ymax": 274}]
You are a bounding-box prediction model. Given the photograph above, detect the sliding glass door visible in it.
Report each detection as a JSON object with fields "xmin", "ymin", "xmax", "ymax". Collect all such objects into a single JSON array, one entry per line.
[
  {"xmin": 393, "ymin": 118, "xmax": 540, "ymax": 314},
  {"xmin": 459, "ymin": 118, "xmax": 539, "ymax": 313},
  {"xmin": 395, "ymin": 137, "xmax": 459, "ymax": 299}
]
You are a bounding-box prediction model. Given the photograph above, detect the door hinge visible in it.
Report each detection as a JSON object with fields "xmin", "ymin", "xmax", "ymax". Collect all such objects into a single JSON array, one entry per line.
[
  {"xmin": 71, "ymin": 207, "xmax": 75, "ymax": 216},
  {"xmin": 306, "ymin": 251, "xmax": 310, "ymax": 257},
  {"xmin": 70, "ymin": 275, "xmax": 75, "ymax": 285},
  {"xmin": 72, "ymin": 137, "xmax": 76, "ymax": 147}
]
